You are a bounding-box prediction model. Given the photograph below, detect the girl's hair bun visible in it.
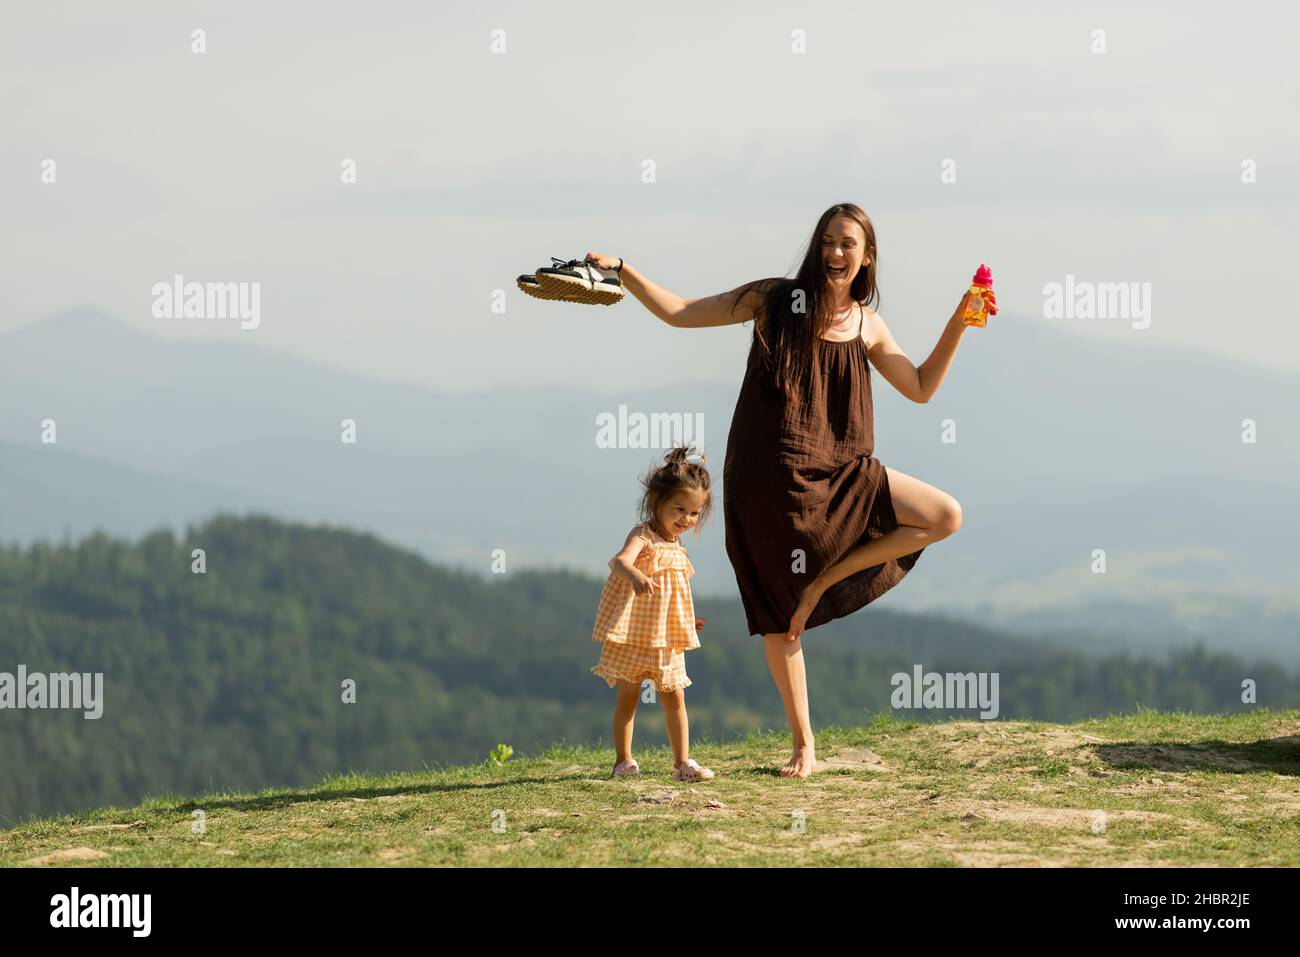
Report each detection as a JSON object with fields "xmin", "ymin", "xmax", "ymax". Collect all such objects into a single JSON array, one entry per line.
[{"xmin": 664, "ymin": 445, "xmax": 707, "ymax": 469}]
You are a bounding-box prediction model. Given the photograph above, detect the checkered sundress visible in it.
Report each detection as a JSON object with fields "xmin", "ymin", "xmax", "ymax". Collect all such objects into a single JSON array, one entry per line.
[{"xmin": 591, "ymin": 523, "xmax": 699, "ymax": 692}]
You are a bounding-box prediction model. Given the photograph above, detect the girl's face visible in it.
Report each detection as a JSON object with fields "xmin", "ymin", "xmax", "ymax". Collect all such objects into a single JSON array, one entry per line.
[
  {"xmin": 822, "ymin": 214, "xmax": 870, "ymax": 292},
  {"xmin": 656, "ymin": 489, "xmax": 708, "ymax": 538}
]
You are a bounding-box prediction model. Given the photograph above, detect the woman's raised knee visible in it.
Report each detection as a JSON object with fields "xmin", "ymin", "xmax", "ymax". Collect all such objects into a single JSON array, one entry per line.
[{"xmin": 934, "ymin": 498, "xmax": 963, "ymax": 538}]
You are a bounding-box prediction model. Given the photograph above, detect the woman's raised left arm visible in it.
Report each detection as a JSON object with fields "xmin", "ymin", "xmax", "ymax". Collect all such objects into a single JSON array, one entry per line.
[{"xmin": 867, "ymin": 288, "xmax": 996, "ymax": 403}]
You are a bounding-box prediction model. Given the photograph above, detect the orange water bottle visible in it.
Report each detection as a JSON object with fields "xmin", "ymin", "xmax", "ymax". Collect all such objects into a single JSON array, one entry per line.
[{"xmin": 962, "ymin": 263, "xmax": 994, "ymax": 327}]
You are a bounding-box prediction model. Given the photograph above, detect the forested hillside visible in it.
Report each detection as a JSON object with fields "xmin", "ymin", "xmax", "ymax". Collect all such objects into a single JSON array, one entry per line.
[{"xmin": 2, "ymin": 514, "xmax": 1294, "ymax": 823}]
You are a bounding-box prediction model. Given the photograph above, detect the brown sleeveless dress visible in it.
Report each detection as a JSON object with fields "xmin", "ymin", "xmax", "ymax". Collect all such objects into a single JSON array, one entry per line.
[{"xmin": 723, "ymin": 302, "xmax": 924, "ymax": 637}]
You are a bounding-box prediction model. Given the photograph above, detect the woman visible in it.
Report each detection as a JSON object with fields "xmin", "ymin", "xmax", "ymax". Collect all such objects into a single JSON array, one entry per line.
[{"xmin": 585, "ymin": 202, "xmax": 995, "ymax": 778}]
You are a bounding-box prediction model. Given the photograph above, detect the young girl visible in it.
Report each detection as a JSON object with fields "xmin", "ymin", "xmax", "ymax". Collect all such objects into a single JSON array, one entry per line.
[{"xmin": 591, "ymin": 444, "xmax": 715, "ymax": 781}]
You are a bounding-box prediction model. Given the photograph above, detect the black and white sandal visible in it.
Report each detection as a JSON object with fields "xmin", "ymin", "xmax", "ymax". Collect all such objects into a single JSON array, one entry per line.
[{"xmin": 533, "ymin": 256, "xmax": 625, "ymax": 306}]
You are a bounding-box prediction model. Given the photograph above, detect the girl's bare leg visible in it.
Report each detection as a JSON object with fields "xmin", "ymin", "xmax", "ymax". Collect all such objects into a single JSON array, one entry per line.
[
  {"xmin": 786, "ymin": 467, "xmax": 962, "ymax": 640},
  {"xmin": 763, "ymin": 634, "xmax": 815, "ymax": 778},
  {"xmin": 660, "ymin": 688, "xmax": 689, "ymax": 766},
  {"xmin": 612, "ymin": 679, "xmax": 640, "ymax": 764}
]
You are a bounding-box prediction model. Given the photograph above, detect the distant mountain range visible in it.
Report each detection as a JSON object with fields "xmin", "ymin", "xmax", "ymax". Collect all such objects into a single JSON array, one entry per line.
[{"xmin": 1, "ymin": 306, "xmax": 1296, "ymax": 663}]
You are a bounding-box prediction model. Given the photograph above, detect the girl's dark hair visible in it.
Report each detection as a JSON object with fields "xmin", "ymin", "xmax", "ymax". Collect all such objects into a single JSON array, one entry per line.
[
  {"xmin": 724, "ymin": 202, "xmax": 880, "ymax": 407},
  {"xmin": 637, "ymin": 444, "xmax": 713, "ymax": 539}
]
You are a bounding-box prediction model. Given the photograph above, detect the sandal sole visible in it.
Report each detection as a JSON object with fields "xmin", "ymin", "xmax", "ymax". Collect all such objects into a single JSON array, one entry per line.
[
  {"xmin": 516, "ymin": 277, "xmax": 584, "ymax": 302},
  {"xmin": 535, "ymin": 272, "xmax": 624, "ymax": 306}
]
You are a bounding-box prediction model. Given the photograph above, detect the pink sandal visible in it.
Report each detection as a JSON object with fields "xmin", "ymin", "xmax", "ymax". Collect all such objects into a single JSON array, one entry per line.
[
  {"xmin": 612, "ymin": 758, "xmax": 641, "ymax": 777},
  {"xmin": 673, "ymin": 759, "xmax": 715, "ymax": 781}
]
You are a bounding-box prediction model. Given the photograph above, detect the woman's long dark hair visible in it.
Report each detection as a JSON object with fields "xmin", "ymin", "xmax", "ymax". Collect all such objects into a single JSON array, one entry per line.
[{"xmin": 726, "ymin": 203, "xmax": 880, "ymax": 404}]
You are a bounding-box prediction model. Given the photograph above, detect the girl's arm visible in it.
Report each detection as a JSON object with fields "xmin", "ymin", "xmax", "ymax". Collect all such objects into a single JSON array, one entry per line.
[
  {"xmin": 584, "ymin": 252, "xmax": 765, "ymax": 328},
  {"xmin": 608, "ymin": 525, "xmax": 657, "ymax": 594},
  {"xmin": 868, "ymin": 288, "xmax": 997, "ymax": 403}
]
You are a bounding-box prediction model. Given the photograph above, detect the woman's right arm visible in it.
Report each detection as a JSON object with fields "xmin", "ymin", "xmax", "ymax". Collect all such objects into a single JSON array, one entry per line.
[{"xmin": 584, "ymin": 252, "xmax": 765, "ymax": 328}]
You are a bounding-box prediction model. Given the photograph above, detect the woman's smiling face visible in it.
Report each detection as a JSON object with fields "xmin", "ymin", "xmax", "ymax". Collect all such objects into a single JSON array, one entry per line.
[{"xmin": 822, "ymin": 214, "xmax": 870, "ymax": 289}]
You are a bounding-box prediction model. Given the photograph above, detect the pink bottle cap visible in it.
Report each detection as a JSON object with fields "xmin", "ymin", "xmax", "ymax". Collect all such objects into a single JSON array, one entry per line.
[{"xmin": 972, "ymin": 264, "xmax": 993, "ymax": 287}]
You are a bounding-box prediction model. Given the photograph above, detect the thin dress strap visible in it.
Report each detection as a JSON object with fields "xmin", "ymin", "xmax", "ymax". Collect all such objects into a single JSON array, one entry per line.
[{"xmin": 855, "ymin": 302, "xmax": 864, "ymax": 339}]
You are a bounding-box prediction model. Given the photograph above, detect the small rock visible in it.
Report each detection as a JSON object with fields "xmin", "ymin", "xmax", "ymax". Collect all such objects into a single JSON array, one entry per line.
[
  {"xmin": 71, "ymin": 820, "xmax": 146, "ymax": 833},
  {"xmin": 25, "ymin": 847, "xmax": 110, "ymax": 866},
  {"xmin": 637, "ymin": 790, "xmax": 680, "ymax": 805},
  {"xmin": 705, "ymin": 799, "xmax": 726, "ymax": 809},
  {"xmin": 818, "ymin": 747, "xmax": 884, "ymax": 770}
]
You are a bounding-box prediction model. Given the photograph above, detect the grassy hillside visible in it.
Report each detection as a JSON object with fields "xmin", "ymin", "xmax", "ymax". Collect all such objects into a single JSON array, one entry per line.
[{"xmin": 4, "ymin": 710, "xmax": 1298, "ymax": 867}]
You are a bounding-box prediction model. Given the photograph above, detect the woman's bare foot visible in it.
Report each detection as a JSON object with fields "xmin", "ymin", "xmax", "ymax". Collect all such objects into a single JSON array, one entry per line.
[
  {"xmin": 786, "ymin": 580, "xmax": 825, "ymax": 641},
  {"xmin": 780, "ymin": 743, "xmax": 816, "ymax": 778}
]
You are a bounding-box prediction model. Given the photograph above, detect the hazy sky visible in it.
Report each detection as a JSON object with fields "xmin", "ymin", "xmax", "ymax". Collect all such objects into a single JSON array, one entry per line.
[{"xmin": 4, "ymin": 1, "xmax": 1296, "ymax": 391}]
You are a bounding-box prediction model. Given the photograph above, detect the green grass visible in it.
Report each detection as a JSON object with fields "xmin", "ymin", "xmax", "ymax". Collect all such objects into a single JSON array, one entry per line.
[{"xmin": 4, "ymin": 709, "xmax": 1298, "ymax": 867}]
